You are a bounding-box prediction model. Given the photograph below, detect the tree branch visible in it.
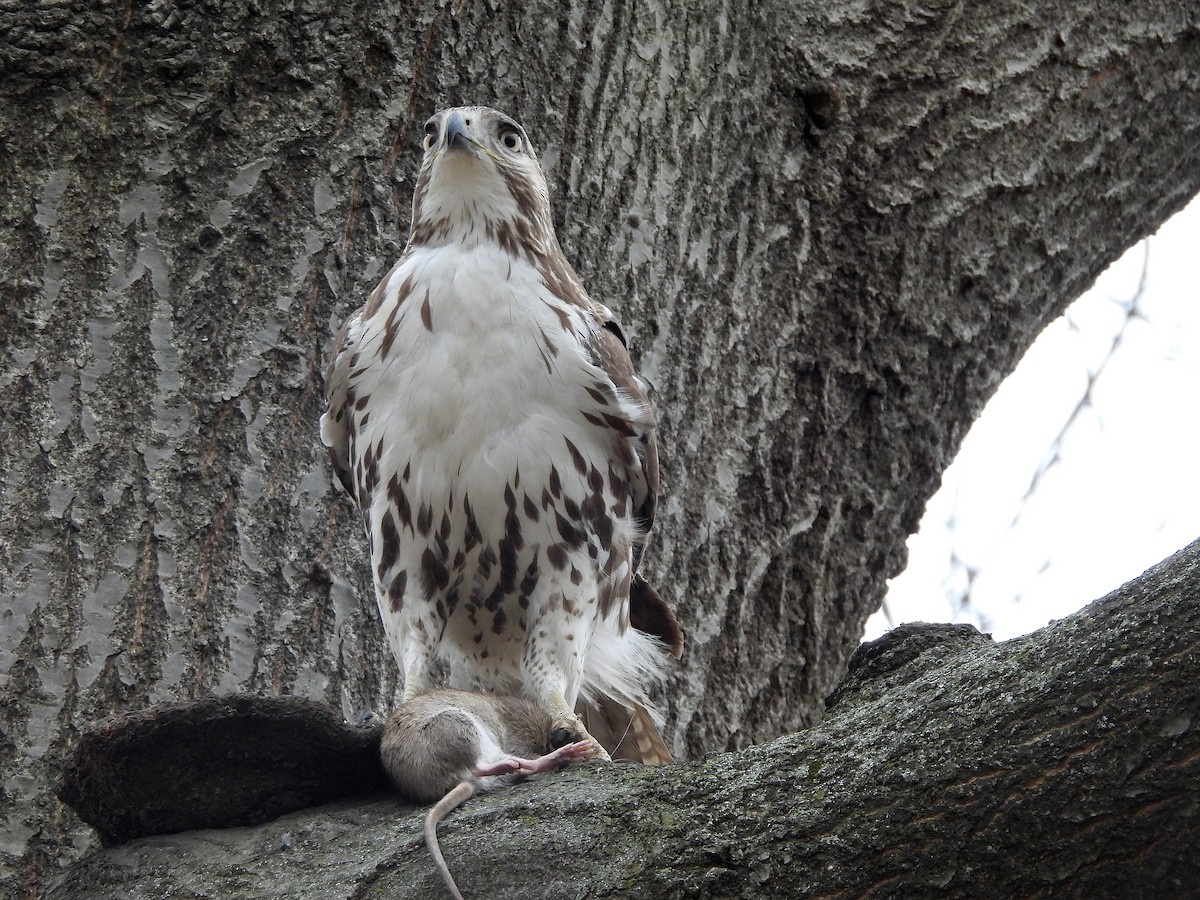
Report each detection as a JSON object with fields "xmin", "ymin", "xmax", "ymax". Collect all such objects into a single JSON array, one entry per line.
[{"xmin": 48, "ymin": 537, "xmax": 1200, "ymax": 899}]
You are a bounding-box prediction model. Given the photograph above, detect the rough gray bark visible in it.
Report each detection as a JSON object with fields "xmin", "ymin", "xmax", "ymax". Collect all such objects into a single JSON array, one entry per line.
[
  {"xmin": 45, "ymin": 537, "xmax": 1200, "ymax": 899},
  {"xmin": 2, "ymin": 0, "xmax": 1198, "ymax": 896}
]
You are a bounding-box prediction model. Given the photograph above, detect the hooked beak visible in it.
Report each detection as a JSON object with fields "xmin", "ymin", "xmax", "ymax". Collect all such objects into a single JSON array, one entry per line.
[{"xmin": 444, "ymin": 111, "xmax": 471, "ymax": 151}]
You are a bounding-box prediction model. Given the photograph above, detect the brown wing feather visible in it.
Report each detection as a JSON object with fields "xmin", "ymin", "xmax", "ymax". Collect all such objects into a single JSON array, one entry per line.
[
  {"xmin": 630, "ymin": 574, "xmax": 684, "ymax": 659},
  {"xmin": 584, "ymin": 315, "xmax": 683, "ymax": 657},
  {"xmin": 585, "ymin": 318, "xmax": 658, "ymax": 553}
]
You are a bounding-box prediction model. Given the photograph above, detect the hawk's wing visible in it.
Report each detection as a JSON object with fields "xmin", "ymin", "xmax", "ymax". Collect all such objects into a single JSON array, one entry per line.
[
  {"xmin": 585, "ymin": 318, "xmax": 658, "ymax": 547},
  {"xmin": 584, "ymin": 314, "xmax": 683, "ymax": 659},
  {"xmin": 321, "ymin": 263, "xmax": 407, "ymax": 502}
]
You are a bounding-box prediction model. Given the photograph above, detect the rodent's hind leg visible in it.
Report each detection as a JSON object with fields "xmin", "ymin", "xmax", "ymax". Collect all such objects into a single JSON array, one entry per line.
[{"xmin": 472, "ymin": 740, "xmax": 598, "ymax": 778}]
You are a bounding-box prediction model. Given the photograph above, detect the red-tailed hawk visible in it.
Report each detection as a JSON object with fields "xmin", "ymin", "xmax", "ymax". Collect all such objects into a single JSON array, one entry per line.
[{"xmin": 321, "ymin": 106, "xmax": 682, "ymax": 763}]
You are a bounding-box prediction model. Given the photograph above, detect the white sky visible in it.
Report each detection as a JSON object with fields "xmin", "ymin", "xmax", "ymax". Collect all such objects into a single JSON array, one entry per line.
[{"xmin": 866, "ymin": 194, "xmax": 1200, "ymax": 642}]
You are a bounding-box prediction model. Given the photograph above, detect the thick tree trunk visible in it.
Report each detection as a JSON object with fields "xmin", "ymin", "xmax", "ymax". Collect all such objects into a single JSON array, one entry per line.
[
  {"xmin": 45, "ymin": 537, "xmax": 1200, "ymax": 899},
  {"xmin": 1, "ymin": 0, "xmax": 1198, "ymax": 896}
]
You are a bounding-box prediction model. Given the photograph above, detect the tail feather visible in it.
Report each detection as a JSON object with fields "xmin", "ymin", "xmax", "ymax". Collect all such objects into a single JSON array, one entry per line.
[
  {"xmin": 577, "ymin": 577, "xmax": 682, "ymax": 765},
  {"xmin": 578, "ymin": 695, "xmax": 673, "ymax": 765},
  {"xmin": 629, "ymin": 575, "xmax": 684, "ymax": 658}
]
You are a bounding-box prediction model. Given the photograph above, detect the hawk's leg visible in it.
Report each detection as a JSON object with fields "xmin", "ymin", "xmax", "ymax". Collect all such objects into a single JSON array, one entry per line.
[
  {"xmin": 521, "ymin": 627, "xmax": 613, "ymax": 761},
  {"xmin": 400, "ymin": 680, "xmax": 424, "ymax": 704},
  {"xmin": 400, "ymin": 627, "xmax": 438, "ymax": 703}
]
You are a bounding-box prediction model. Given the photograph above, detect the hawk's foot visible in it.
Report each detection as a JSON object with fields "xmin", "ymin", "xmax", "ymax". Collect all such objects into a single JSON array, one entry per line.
[
  {"xmin": 544, "ymin": 690, "xmax": 612, "ymax": 762},
  {"xmin": 550, "ymin": 713, "xmax": 612, "ymax": 763}
]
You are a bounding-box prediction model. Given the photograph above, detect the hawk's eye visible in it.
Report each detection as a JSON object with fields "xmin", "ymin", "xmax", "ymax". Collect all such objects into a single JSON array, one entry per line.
[
  {"xmin": 422, "ymin": 122, "xmax": 437, "ymax": 152},
  {"xmin": 499, "ymin": 129, "xmax": 523, "ymax": 153}
]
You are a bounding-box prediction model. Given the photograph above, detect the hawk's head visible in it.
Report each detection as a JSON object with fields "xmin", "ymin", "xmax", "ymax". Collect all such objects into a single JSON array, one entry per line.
[{"xmin": 408, "ymin": 106, "xmax": 556, "ymax": 254}]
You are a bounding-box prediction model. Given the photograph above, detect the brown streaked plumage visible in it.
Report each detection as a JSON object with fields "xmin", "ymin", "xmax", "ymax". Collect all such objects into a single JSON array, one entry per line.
[{"xmin": 321, "ymin": 106, "xmax": 683, "ymax": 765}]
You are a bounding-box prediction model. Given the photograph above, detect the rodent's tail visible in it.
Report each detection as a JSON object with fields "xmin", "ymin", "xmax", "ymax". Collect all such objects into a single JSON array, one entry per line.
[{"xmin": 425, "ymin": 781, "xmax": 475, "ymax": 900}]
